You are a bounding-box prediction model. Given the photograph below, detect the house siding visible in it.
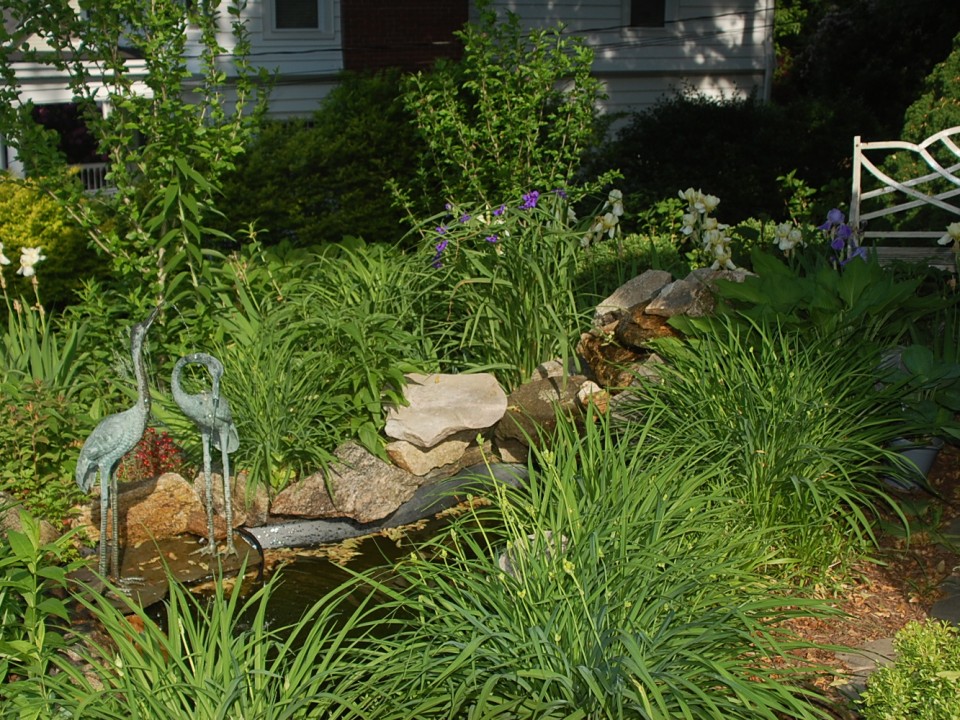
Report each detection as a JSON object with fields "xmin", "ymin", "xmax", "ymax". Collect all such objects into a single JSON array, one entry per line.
[{"xmin": 485, "ymin": 0, "xmax": 774, "ymax": 120}]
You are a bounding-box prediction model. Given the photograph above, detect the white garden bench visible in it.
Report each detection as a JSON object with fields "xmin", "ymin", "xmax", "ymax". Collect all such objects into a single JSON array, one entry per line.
[{"xmin": 850, "ymin": 125, "xmax": 960, "ymax": 272}]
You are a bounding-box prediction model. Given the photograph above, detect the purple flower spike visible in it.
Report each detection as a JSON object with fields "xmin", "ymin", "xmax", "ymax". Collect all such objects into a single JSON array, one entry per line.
[
  {"xmin": 435, "ymin": 239, "xmax": 448, "ymax": 253},
  {"xmin": 520, "ymin": 190, "xmax": 540, "ymax": 210}
]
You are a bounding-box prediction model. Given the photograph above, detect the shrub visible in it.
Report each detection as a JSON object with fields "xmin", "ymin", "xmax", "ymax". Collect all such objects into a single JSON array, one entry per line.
[
  {"xmin": 399, "ymin": 0, "xmax": 611, "ymax": 209},
  {"xmin": 598, "ymin": 92, "xmax": 849, "ymax": 224},
  {"xmin": 0, "ymin": 174, "xmax": 99, "ymax": 308},
  {"xmin": 218, "ymin": 70, "xmax": 427, "ymax": 247},
  {"xmin": 859, "ymin": 619, "xmax": 960, "ymax": 720}
]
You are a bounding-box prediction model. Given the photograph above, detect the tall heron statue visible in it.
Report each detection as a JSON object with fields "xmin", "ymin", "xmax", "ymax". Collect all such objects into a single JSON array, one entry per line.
[
  {"xmin": 76, "ymin": 306, "xmax": 159, "ymax": 580},
  {"xmin": 172, "ymin": 352, "xmax": 240, "ymax": 556}
]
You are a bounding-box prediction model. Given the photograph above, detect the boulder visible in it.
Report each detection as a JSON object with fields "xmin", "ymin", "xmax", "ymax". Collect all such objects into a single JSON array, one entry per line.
[
  {"xmin": 0, "ymin": 492, "xmax": 59, "ymax": 546},
  {"xmin": 384, "ymin": 373, "xmax": 507, "ymax": 447},
  {"xmin": 271, "ymin": 441, "xmax": 420, "ymax": 523},
  {"xmin": 593, "ymin": 269, "xmax": 674, "ymax": 326},
  {"xmin": 496, "ymin": 375, "xmax": 587, "ymax": 448},
  {"xmin": 184, "ymin": 470, "xmax": 271, "ymax": 538},
  {"xmin": 76, "ymin": 472, "xmax": 203, "ymax": 545},
  {"xmin": 615, "ymin": 301, "xmax": 681, "ymax": 348}
]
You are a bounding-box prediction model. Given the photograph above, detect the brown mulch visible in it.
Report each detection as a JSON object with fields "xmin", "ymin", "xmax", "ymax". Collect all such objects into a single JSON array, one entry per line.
[{"xmin": 779, "ymin": 442, "xmax": 960, "ymax": 717}]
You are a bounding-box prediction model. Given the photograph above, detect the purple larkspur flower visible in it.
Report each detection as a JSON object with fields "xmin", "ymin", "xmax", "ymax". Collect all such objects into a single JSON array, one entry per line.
[
  {"xmin": 444, "ymin": 202, "xmax": 453, "ymax": 211},
  {"xmin": 460, "ymin": 213, "xmax": 471, "ymax": 223},
  {"xmin": 553, "ymin": 188, "xmax": 568, "ymax": 199},
  {"xmin": 436, "ymin": 225, "xmax": 447, "ymax": 235},
  {"xmin": 520, "ymin": 190, "xmax": 540, "ymax": 210},
  {"xmin": 494, "ymin": 204, "xmax": 506, "ymax": 217},
  {"xmin": 435, "ymin": 239, "xmax": 448, "ymax": 253},
  {"xmin": 485, "ymin": 234, "xmax": 499, "ymax": 243}
]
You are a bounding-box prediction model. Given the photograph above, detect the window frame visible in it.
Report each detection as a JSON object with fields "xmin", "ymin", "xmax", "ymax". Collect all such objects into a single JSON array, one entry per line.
[
  {"xmin": 621, "ymin": 0, "xmax": 679, "ymax": 31},
  {"xmin": 262, "ymin": 0, "xmax": 335, "ymax": 41}
]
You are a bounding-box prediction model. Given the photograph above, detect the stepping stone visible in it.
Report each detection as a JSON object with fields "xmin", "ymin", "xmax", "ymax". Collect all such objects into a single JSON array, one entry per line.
[{"xmin": 834, "ymin": 637, "xmax": 896, "ymax": 703}]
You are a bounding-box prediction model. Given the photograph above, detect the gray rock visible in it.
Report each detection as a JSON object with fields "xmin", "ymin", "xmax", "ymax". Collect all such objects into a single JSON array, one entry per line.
[
  {"xmin": 384, "ymin": 373, "xmax": 507, "ymax": 447},
  {"xmin": 593, "ymin": 269, "xmax": 673, "ymax": 326},
  {"xmin": 271, "ymin": 441, "xmax": 420, "ymax": 524}
]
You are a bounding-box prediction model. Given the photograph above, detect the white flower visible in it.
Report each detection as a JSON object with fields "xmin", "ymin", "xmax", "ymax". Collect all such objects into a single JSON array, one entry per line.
[
  {"xmin": 681, "ymin": 212, "xmax": 697, "ymax": 235},
  {"xmin": 702, "ymin": 194, "xmax": 720, "ymax": 213},
  {"xmin": 567, "ymin": 207, "xmax": 578, "ymax": 224},
  {"xmin": 17, "ymin": 247, "xmax": 45, "ymax": 277},
  {"xmin": 604, "ymin": 189, "xmax": 624, "ymax": 217},
  {"xmin": 0, "ymin": 243, "xmax": 10, "ymax": 266},
  {"xmin": 599, "ymin": 212, "xmax": 619, "ymax": 238},
  {"xmin": 710, "ymin": 238, "xmax": 737, "ymax": 271},
  {"xmin": 937, "ymin": 221, "xmax": 960, "ymax": 246},
  {"xmin": 775, "ymin": 222, "xmax": 804, "ymax": 252}
]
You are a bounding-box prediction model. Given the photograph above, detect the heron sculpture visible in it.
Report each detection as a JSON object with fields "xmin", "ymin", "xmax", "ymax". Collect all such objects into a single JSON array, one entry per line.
[
  {"xmin": 76, "ymin": 306, "xmax": 159, "ymax": 580},
  {"xmin": 172, "ymin": 352, "xmax": 240, "ymax": 555}
]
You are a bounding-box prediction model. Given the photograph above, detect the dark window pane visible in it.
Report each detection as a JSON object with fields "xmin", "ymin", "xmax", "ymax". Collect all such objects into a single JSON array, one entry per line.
[
  {"xmin": 631, "ymin": 0, "xmax": 665, "ymax": 27},
  {"xmin": 276, "ymin": 0, "xmax": 318, "ymax": 29}
]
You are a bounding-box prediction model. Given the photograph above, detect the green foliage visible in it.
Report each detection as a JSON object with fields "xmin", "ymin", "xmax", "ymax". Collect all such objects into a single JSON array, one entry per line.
[
  {"xmin": 860, "ymin": 619, "xmax": 960, "ymax": 720},
  {"xmin": 713, "ymin": 247, "xmax": 938, "ymax": 345},
  {"xmin": 785, "ymin": 2, "xmax": 960, "ymax": 142},
  {"xmin": 413, "ymin": 191, "xmax": 596, "ymax": 389},
  {"xmin": 598, "ymin": 92, "xmax": 848, "ymax": 223},
  {"xmin": 356, "ymin": 414, "xmax": 834, "ymax": 718},
  {"xmin": 400, "ymin": 0, "xmax": 611, "ymax": 209},
  {"xmin": 0, "ymin": 380, "xmax": 87, "ymax": 527},
  {"xmin": 0, "ymin": 511, "xmax": 83, "ymax": 716},
  {"xmin": 630, "ymin": 315, "xmax": 906, "ymax": 576},
  {"xmin": 900, "ymin": 31, "xmax": 960, "ymax": 143},
  {"xmin": 0, "ymin": 0, "xmax": 268, "ymax": 304},
  {"xmin": 219, "ymin": 70, "xmax": 427, "ymax": 247},
  {"xmin": 46, "ymin": 569, "xmax": 378, "ymax": 719},
  {"xmin": 0, "ymin": 175, "xmax": 100, "ymax": 308}
]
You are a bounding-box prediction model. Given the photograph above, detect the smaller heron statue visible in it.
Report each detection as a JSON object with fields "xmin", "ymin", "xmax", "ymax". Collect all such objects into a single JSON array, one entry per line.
[
  {"xmin": 172, "ymin": 353, "xmax": 240, "ymax": 555},
  {"xmin": 76, "ymin": 306, "xmax": 159, "ymax": 580}
]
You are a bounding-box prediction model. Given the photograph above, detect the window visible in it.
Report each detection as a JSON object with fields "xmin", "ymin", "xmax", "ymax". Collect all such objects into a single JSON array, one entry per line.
[
  {"xmin": 630, "ymin": 0, "xmax": 665, "ymax": 27},
  {"xmin": 265, "ymin": 0, "xmax": 333, "ymax": 38}
]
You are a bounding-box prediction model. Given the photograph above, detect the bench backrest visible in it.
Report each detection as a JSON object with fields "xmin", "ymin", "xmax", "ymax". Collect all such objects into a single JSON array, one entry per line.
[{"xmin": 850, "ymin": 126, "xmax": 960, "ymax": 270}]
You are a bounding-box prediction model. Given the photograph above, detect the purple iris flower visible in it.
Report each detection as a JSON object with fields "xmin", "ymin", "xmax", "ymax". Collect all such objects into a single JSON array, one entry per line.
[
  {"xmin": 831, "ymin": 236, "xmax": 846, "ymax": 252},
  {"xmin": 836, "ymin": 224, "xmax": 853, "ymax": 242},
  {"xmin": 841, "ymin": 247, "xmax": 868, "ymax": 266},
  {"xmin": 520, "ymin": 190, "xmax": 540, "ymax": 210},
  {"xmin": 818, "ymin": 208, "xmax": 845, "ymax": 231}
]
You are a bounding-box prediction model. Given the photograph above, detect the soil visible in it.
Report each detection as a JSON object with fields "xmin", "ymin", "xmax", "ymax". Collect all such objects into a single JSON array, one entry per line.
[{"xmin": 783, "ymin": 441, "xmax": 960, "ymax": 718}]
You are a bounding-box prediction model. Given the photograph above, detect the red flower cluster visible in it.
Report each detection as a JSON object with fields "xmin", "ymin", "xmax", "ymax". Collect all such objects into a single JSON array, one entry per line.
[{"xmin": 116, "ymin": 427, "xmax": 185, "ymax": 482}]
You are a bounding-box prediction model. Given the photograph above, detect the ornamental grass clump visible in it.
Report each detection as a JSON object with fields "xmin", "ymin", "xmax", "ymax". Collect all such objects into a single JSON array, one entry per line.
[
  {"xmin": 629, "ymin": 313, "xmax": 906, "ymax": 578},
  {"xmin": 350, "ymin": 413, "xmax": 836, "ymax": 719}
]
